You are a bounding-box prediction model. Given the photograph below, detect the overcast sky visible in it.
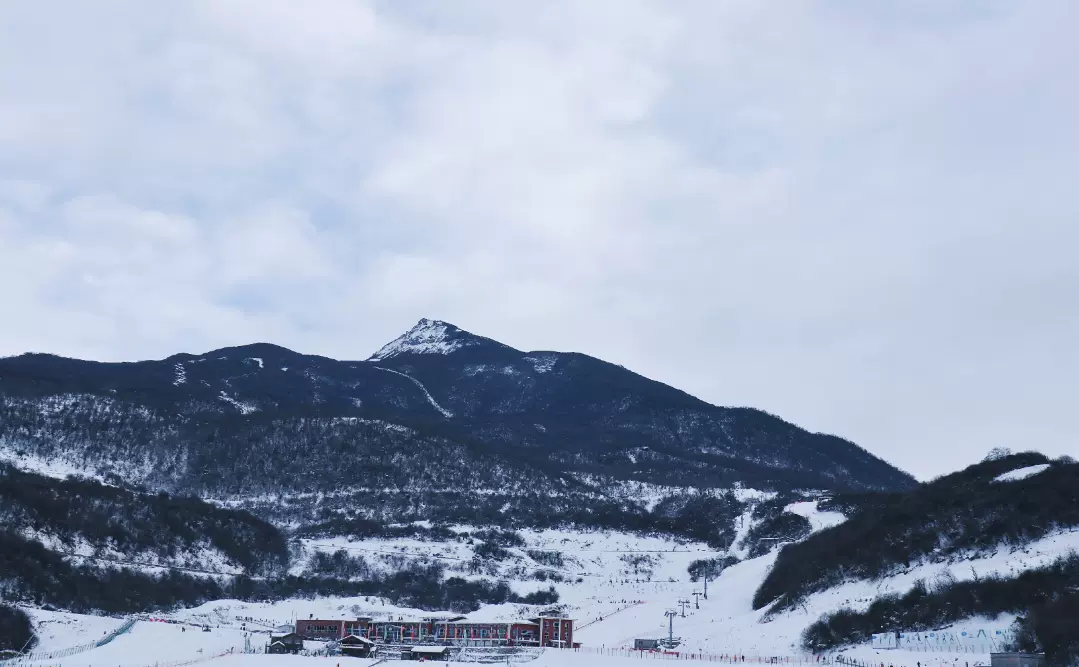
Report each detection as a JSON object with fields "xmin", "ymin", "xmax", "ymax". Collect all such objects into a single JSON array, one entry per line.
[{"xmin": 1, "ymin": 1, "xmax": 1076, "ymax": 480}]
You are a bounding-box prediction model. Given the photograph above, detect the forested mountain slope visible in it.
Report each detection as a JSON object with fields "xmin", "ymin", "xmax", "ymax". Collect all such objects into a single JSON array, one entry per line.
[
  {"xmin": 0, "ymin": 319, "xmax": 914, "ymax": 521},
  {"xmin": 0, "ymin": 463, "xmax": 287, "ymax": 575},
  {"xmin": 755, "ymin": 452, "xmax": 1079, "ymax": 611}
]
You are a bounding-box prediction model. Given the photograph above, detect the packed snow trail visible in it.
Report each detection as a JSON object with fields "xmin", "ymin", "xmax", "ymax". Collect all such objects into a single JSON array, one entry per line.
[
  {"xmin": 373, "ymin": 366, "xmax": 454, "ymax": 418},
  {"xmin": 576, "ymin": 601, "xmax": 647, "ymax": 631},
  {"xmin": 993, "ymin": 463, "xmax": 1050, "ymax": 482}
]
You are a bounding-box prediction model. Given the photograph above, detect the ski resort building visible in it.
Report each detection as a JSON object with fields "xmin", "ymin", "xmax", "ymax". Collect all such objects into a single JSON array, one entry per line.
[
  {"xmin": 295, "ymin": 615, "xmax": 573, "ymax": 648},
  {"xmin": 295, "ymin": 618, "xmax": 373, "ymax": 642}
]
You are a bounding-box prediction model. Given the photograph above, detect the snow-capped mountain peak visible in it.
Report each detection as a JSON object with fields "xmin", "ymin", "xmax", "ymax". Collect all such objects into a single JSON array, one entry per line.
[{"xmin": 368, "ymin": 318, "xmax": 485, "ymax": 361}]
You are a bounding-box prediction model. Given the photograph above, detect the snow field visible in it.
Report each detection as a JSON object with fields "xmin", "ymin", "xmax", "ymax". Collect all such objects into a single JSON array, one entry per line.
[
  {"xmin": 10, "ymin": 620, "xmax": 250, "ymax": 667},
  {"xmin": 25, "ymin": 609, "xmax": 127, "ymax": 652},
  {"xmin": 291, "ymin": 519, "xmax": 1076, "ymax": 657},
  {"xmin": 294, "ymin": 526, "xmax": 721, "ymax": 616},
  {"xmin": 783, "ymin": 502, "xmax": 846, "ymax": 533},
  {"xmin": 16, "ymin": 504, "xmax": 1076, "ymax": 667},
  {"xmin": 992, "ymin": 464, "xmax": 1050, "ymax": 483}
]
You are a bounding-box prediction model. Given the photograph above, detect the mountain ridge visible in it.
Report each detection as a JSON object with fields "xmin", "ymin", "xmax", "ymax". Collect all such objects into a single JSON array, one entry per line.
[{"xmin": 0, "ymin": 319, "xmax": 915, "ymax": 532}]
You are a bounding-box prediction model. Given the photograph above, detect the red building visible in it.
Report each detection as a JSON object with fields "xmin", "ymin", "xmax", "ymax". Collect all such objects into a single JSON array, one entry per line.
[
  {"xmin": 296, "ymin": 616, "xmax": 573, "ymax": 648},
  {"xmin": 537, "ymin": 616, "xmax": 574, "ymax": 648},
  {"xmin": 295, "ymin": 617, "xmax": 371, "ymax": 641}
]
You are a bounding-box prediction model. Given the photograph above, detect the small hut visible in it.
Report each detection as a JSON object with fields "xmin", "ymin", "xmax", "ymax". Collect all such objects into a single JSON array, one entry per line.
[
  {"xmin": 408, "ymin": 645, "xmax": 453, "ymax": 661},
  {"xmin": 341, "ymin": 634, "xmax": 377, "ymax": 658},
  {"xmin": 267, "ymin": 632, "xmax": 304, "ymax": 654}
]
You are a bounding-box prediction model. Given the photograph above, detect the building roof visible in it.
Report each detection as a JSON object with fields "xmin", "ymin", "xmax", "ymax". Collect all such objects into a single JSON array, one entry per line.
[
  {"xmin": 342, "ymin": 635, "xmax": 375, "ymax": 645},
  {"xmin": 991, "ymin": 653, "xmax": 1045, "ymax": 658},
  {"xmin": 270, "ymin": 633, "xmax": 302, "ymax": 642},
  {"xmin": 410, "ymin": 646, "xmax": 452, "ymax": 654}
]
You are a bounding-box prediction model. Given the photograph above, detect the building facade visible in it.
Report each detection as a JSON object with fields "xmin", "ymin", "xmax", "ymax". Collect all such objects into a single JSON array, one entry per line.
[
  {"xmin": 296, "ymin": 616, "xmax": 573, "ymax": 648},
  {"xmin": 295, "ymin": 618, "xmax": 372, "ymax": 641}
]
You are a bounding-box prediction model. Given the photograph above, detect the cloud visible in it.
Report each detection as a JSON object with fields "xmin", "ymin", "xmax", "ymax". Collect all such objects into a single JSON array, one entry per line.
[{"xmin": 0, "ymin": 0, "xmax": 1076, "ymax": 477}]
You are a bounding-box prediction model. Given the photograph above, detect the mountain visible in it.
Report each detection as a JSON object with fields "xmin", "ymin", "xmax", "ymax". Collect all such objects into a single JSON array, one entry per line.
[{"xmin": 0, "ymin": 319, "xmax": 914, "ymax": 537}]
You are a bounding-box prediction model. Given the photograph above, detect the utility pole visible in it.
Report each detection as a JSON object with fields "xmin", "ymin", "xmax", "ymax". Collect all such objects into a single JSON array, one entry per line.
[
  {"xmin": 677, "ymin": 598, "xmax": 690, "ymax": 617},
  {"xmin": 692, "ymin": 590, "xmax": 702, "ymax": 609},
  {"xmin": 664, "ymin": 609, "xmax": 678, "ymax": 646}
]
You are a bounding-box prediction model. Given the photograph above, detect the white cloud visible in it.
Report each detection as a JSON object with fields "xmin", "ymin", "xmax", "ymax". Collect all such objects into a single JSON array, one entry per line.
[{"xmin": 0, "ymin": 0, "xmax": 1076, "ymax": 477}]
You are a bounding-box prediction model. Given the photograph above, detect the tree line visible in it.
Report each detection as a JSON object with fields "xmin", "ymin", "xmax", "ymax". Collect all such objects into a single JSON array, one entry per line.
[
  {"xmin": 755, "ymin": 452, "xmax": 1079, "ymax": 611},
  {"xmin": 802, "ymin": 553, "xmax": 1079, "ymax": 666}
]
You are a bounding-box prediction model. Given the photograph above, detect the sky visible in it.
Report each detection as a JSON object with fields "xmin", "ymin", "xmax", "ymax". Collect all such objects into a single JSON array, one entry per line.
[{"xmin": 0, "ymin": 1, "xmax": 1076, "ymax": 480}]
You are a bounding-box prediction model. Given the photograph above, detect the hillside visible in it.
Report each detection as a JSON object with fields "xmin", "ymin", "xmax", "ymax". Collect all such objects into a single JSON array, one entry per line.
[
  {"xmin": 0, "ymin": 464, "xmax": 285, "ymax": 614},
  {"xmin": 23, "ymin": 321, "xmax": 1079, "ymax": 663},
  {"xmin": 4, "ymin": 452, "xmax": 1078, "ymax": 665},
  {"xmin": 0, "ymin": 463, "xmax": 288, "ymax": 576},
  {"xmin": 754, "ymin": 452, "xmax": 1079, "ymax": 611},
  {"xmin": 0, "ymin": 319, "xmax": 914, "ymax": 536},
  {"xmin": 728, "ymin": 452, "xmax": 1079, "ymax": 662}
]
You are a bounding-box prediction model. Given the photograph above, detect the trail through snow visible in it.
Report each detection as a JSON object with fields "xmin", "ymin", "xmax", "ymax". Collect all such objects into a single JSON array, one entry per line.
[
  {"xmin": 373, "ymin": 367, "xmax": 453, "ymax": 418},
  {"xmin": 993, "ymin": 464, "xmax": 1050, "ymax": 483}
]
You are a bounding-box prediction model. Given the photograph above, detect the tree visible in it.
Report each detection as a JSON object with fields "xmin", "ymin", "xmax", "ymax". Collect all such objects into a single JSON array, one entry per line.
[{"xmin": 0, "ymin": 604, "xmax": 35, "ymax": 654}]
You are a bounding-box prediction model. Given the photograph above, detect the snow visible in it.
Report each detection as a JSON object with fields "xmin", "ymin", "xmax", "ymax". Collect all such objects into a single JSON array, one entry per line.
[
  {"xmin": 289, "ymin": 519, "xmax": 1079, "ymax": 660},
  {"xmin": 0, "ymin": 442, "xmax": 158, "ymax": 486},
  {"xmin": 21, "ymin": 531, "xmax": 244, "ymax": 577},
  {"xmin": 784, "ymin": 501, "xmax": 847, "ymax": 532},
  {"xmin": 0, "ymin": 449, "xmax": 98, "ymax": 481},
  {"xmin": 174, "ymin": 363, "xmax": 188, "ymax": 386},
  {"xmin": 217, "ymin": 392, "xmax": 259, "ymax": 415},
  {"xmin": 729, "ymin": 506, "xmax": 761, "ymax": 560},
  {"xmin": 17, "ymin": 618, "xmax": 252, "ymax": 667},
  {"xmin": 332, "ymin": 417, "xmax": 413, "ymax": 434},
  {"xmin": 993, "ymin": 464, "xmax": 1050, "ymax": 483},
  {"xmin": 293, "ymin": 527, "xmax": 720, "ymax": 590},
  {"xmin": 24, "ymin": 608, "xmax": 127, "ymax": 652},
  {"xmin": 368, "ymin": 318, "xmax": 477, "ymax": 361},
  {"xmin": 372, "ymin": 366, "xmax": 453, "ymax": 418},
  {"xmin": 809, "ymin": 526, "xmax": 1079, "ymax": 609},
  {"xmin": 19, "ymin": 516, "xmax": 1066, "ymax": 667},
  {"xmin": 524, "ymin": 354, "xmax": 558, "ymax": 374},
  {"xmin": 244, "ymin": 358, "xmax": 264, "ymax": 369},
  {"xmin": 12, "ymin": 491, "xmax": 1073, "ymax": 667}
]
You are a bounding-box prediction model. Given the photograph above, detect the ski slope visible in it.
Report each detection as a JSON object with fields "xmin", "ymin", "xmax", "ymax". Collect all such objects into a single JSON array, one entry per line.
[{"xmin": 14, "ymin": 508, "xmax": 1076, "ymax": 667}]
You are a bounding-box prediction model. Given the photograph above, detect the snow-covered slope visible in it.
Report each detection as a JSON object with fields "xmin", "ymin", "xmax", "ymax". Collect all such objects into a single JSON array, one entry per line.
[
  {"xmin": 368, "ymin": 318, "xmax": 499, "ymax": 361},
  {"xmin": 784, "ymin": 501, "xmax": 846, "ymax": 532},
  {"xmin": 993, "ymin": 463, "xmax": 1050, "ymax": 483}
]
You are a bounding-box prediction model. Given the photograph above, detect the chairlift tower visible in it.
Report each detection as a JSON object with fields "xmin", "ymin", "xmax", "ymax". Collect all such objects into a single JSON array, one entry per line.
[
  {"xmin": 692, "ymin": 590, "xmax": 702, "ymax": 609},
  {"xmin": 677, "ymin": 598, "xmax": 691, "ymax": 618},
  {"xmin": 664, "ymin": 609, "xmax": 678, "ymax": 645},
  {"xmin": 703, "ymin": 560, "xmax": 718, "ymax": 599}
]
